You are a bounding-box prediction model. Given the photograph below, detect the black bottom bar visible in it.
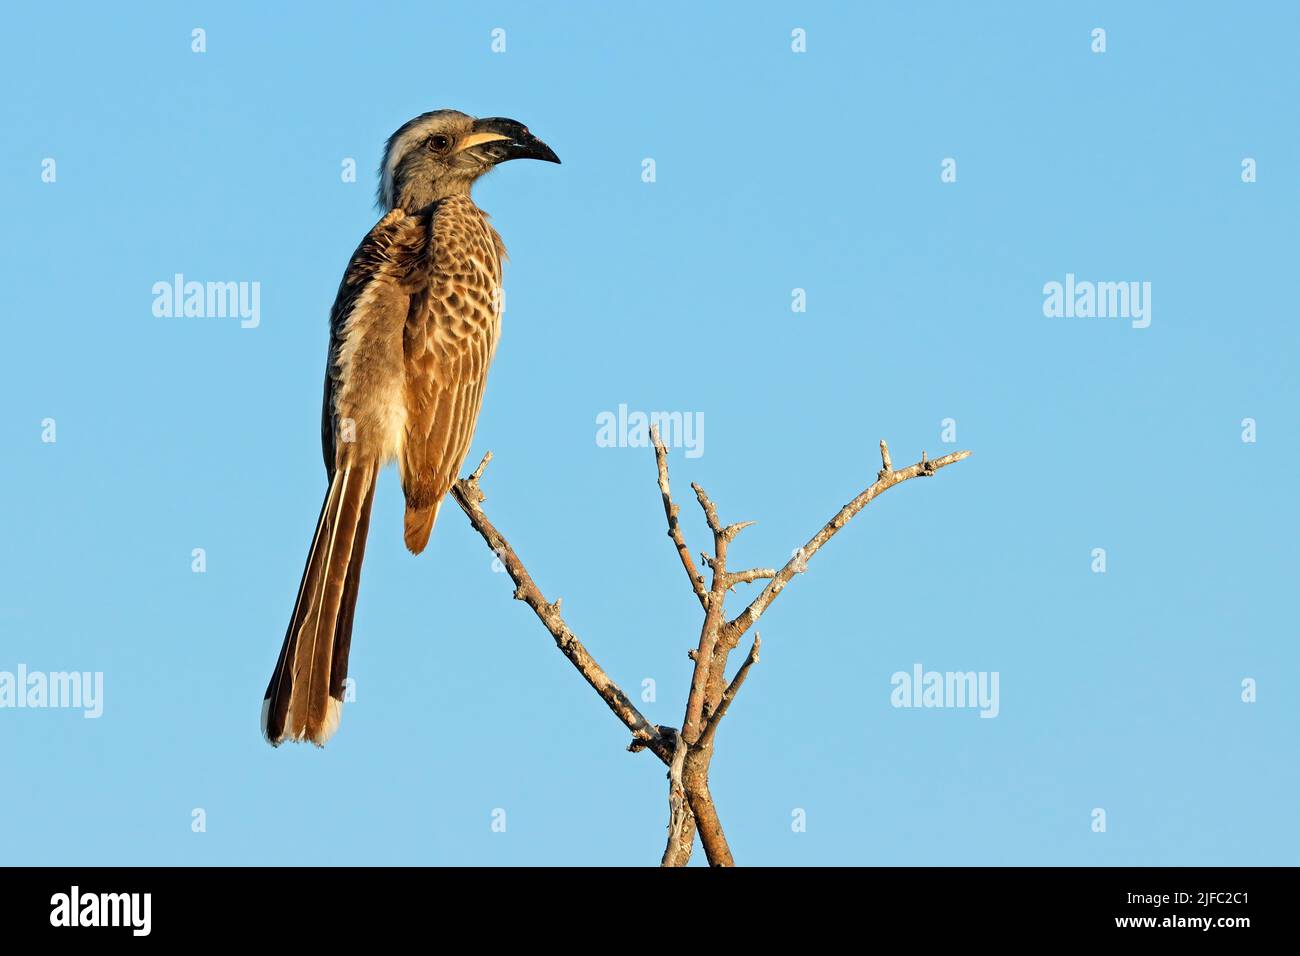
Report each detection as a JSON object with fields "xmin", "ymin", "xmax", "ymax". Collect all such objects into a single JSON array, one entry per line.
[{"xmin": 0, "ymin": 866, "xmax": 1282, "ymax": 940}]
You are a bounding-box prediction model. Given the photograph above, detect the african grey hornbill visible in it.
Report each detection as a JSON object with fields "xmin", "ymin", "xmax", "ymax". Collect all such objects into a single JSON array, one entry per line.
[{"xmin": 262, "ymin": 110, "xmax": 560, "ymax": 746}]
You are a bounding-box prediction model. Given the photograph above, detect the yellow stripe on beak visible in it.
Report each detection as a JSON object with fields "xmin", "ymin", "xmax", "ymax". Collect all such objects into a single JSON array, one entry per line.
[{"xmin": 454, "ymin": 131, "xmax": 511, "ymax": 154}]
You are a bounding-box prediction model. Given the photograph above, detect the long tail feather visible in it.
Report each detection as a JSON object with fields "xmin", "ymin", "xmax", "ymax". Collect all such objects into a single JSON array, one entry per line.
[{"xmin": 262, "ymin": 464, "xmax": 378, "ymax": 746}]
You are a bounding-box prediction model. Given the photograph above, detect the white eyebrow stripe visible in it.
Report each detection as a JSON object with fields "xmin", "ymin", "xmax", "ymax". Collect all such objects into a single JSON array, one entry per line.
[{"xmin": 381, "ymin": 122, "xmax": 436, "ymax": 209}]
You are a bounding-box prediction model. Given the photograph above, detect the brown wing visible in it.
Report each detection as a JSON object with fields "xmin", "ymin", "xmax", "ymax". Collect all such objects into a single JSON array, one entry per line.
[
  {"xmin": 321, "ymin": 208, "xmax": 428, "ymax": 476},
  {"xmin": 399, "ymin": 197, "xmax": 503, "ymax": 553},
  {"xmin": 265, "ymin": 209, "xmax": 426, "ymax": 746}
]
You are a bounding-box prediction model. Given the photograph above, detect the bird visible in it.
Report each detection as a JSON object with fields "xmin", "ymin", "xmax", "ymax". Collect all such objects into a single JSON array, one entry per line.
[{"xmin": 262, "ymin": 110, "xmax": 560, "ymax": 747}]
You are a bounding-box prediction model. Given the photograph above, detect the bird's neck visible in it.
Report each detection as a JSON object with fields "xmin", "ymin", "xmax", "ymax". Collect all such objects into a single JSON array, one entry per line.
[{"xmin": 396, "ymin": 177, "xmax": 476, "ymax": 212}]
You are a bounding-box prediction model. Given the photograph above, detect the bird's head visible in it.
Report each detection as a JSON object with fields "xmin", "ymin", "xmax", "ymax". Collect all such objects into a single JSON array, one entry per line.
[{"xmin": 377, "ymin": 109, "xmax": 560, "ymax": 211}]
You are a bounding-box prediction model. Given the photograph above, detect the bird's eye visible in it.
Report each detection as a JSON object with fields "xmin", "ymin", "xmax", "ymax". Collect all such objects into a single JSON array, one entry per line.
[{"xmin": 427, "ymin": 134, "xmax": 451, "ymax": 152}]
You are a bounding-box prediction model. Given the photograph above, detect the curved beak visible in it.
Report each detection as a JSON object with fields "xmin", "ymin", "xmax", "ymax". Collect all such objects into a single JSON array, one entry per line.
[{"xmin": 462, "ymin": 116, "xmax": 561, "ymax": 165}]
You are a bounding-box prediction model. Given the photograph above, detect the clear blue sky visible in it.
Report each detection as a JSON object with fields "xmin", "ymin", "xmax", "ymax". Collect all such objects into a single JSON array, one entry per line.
[{"xmin": 2, "ymin": 2, "xmax": 1296, "ymax": 866}]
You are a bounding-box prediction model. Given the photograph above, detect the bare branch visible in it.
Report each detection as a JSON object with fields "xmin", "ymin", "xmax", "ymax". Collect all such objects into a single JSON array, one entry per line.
[
  {"xmin": 680, "ymin": 487, "xmax": 734, "ymax": 744},
  {"xmin": 726, "ymin": 567, "xmax": 776, "ymax": 589},
  {"xmin": 722, "ymin": 520, "xmax": 756, "ymax": 541},
  {"xmin": 450, "ymin": 457, "xmax": 673, "ymax": 764},
  {"xmin": 651, "ymin": 426, "xmax": 709, "ymax": 609},
  {"xmin": 680, "ymin": 488, "xmax": 760, "ymax": 744},
  {"xmin": 691, "ymin": 482, "xmax": 722, "ymax": 534},
  {"xmin": 660, "ymin": 730, "xmax": 691, "ymax": 866},
  {"xmin": 661, "ymin": 816, "xmax": 697, "ymax": 867},
  {"xmin": 728, "ymin": 445, "xmax": 971, "ymax": 638},
  {"xmin": 684, "ymin": 779, "xmax": 733, "ymax": 866},
  {"xmin": 698, "ymin": 633, "xmax": 760, "ymax": 752},
  {"xmin": 468, "ymin": 450, "xmax": 493, "ymax": 483},
  {"xmin": 454, "ymin": 436, "xmax": 970, "ymax": 867}
]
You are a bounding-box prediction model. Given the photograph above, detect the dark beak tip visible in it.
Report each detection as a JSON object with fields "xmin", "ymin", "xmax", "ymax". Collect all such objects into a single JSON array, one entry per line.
[
  {"xmin": 526, "ymin": 142, "xmax": 560, "ymax": 165},
  {"xmin": 527, "ymin": 137, "xmax": 560, "ymax": 165}
]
